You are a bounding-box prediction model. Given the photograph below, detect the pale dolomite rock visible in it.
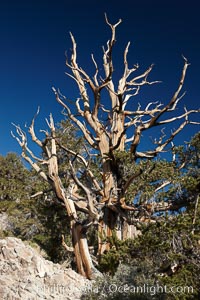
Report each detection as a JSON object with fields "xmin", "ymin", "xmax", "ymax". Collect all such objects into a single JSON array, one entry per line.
[{"xmin": 0, "ymin": 237, "xmax": 91, "ymax": 299}]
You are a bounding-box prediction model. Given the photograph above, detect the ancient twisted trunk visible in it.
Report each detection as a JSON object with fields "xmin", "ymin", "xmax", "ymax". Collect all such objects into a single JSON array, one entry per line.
[
  {"xmin": 47, "ymin": 168, "xmax": 97, "ymax": 279},
  {"xmin": 12, "ymin": 15, "xmax": 197, "ymax": 281},
  {"xmin": 71, "ymin": 222, "xmax": 96, "ymax": 279}
]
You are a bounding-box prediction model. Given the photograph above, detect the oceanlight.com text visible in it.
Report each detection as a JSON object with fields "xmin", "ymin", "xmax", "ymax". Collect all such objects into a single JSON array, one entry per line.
[
  {"xmin": 37, "ymin": 283, "xmax": 194, "ymax": 296},
  {"xmin": 104, "ymin": 283, "xmax": 193, "ymax": 296}
]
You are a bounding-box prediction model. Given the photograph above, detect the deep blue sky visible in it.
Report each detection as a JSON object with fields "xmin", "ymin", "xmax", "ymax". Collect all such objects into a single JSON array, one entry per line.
[{"xmin": 0, "ymin": 0, "xmax": 199, "ymax": 156}]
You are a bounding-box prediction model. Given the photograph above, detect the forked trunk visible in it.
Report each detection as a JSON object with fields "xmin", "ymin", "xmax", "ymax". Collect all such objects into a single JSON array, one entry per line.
[
  {"xmin": 71, "ymin": 221, "xmax": 100, "ymax": 280},
  {"xmin": 51, "ymin": 177, "xmax": 99, "ymax": 279}
]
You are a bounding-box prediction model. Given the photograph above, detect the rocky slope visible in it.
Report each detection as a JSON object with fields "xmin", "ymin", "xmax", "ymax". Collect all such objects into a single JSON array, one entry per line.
[{"xmin": 0, "ymin": 237, "xmax": 90, "ymax": 299}]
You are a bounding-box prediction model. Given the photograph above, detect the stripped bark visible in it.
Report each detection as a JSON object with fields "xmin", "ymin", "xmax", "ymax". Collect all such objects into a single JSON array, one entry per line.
[{"xmin": 12, "ymin": 15, "xmax": 199, "ymax": 278}]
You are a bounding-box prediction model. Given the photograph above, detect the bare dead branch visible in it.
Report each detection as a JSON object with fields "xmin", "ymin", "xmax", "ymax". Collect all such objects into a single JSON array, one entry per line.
[
  {"xmin": 145, "ymin": 199, "xmax": 192, "ymax": 213},
  {"xmin": 135, "ymin": 117, "xmax": 189, "ymax": 159},
  {"xmin": 154, "ymin": 180, "xmax": 171, "ymax": 193},
  {"xmin": 30, "ymin": 189, "xmax": 53, "ymax": 198},
  {"xmin": 104, "ymin": 13, "xmax": 122, "ymax": 36},
  {"xmin": 75, "ymin": 98, "xmax": 84, "ymax": 116},
  {"xmin": 11, "ymin": 126, "xmax": 48, "ymax": 181},
  {"xmin": 28, "ymin": 107, "xmax": 43, "ymax": 148},
  {"xmin": 69, "ymin": 160, "xmax": 98, "ymax": 218},
  {"xmin": 61, "ymin": 235, "xmax": 74, "ymax": 252},
  {"xmin": 192, "ymin": 195, "xmax": 199, "ymax": 235},
  {"xmin": 56, "ymin": 140, "xmax": 103, "ymax": 195},
  {"xmin": 91, "ymin": 53, "xmax": 99, "ymax": 86},
  {"xmin": 68, "ymin": 32, "xmax": 92, "ymax": 108},
  {"xmin": 148, "ymin": 58, "xmax": 189, "ymax": 125},
  {"xmin": 127, "ymin": 64, "xmax": 161, "ymax": 86},
  {"xmin": 157, "ymin": 109, "xmax": 200, "ymax": 125},
  {"xmin": 102, "ymin": 15, "xmax": 122, "ymax": 108},
  {"xmin": 52, "ymin": 87, "xmax": 97, "ymax": 148}
]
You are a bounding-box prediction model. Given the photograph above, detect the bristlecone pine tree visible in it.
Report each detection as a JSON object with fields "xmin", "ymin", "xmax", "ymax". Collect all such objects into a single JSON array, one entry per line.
[{"xmin": 12, "ymin": 15, "xmax": 200, "ymax": 279}]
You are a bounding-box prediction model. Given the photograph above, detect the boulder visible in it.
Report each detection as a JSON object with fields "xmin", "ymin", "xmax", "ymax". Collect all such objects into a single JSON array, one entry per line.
[{"xmin": 0, "ymin": 237, "xmax": 91, "ymax": 299}]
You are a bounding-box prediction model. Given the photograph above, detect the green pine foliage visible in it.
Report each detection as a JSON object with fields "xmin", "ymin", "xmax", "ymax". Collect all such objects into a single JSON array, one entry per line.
[
  {"xmin": 83, "ymin": 133, "xmax": 200, "ymax": 299},
  {"xmin": 1, "ymin": 123, "xmax": 199, "ymax": 299},
  {"xmin": 0, "ymin": 153, "xmax": 31, "ymax": 202},
  {"xmin": 0, "ymin": 152, "xmax": 73, "ymax": 263},
  {"xmin": 84, "ymin": 209, "xmax": 200, "ymax": 299}
]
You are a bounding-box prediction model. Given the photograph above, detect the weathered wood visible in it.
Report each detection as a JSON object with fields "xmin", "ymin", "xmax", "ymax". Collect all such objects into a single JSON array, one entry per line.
[{"xmin": 12, "ymin": 15, "xmax": 200, "ymax": 279}]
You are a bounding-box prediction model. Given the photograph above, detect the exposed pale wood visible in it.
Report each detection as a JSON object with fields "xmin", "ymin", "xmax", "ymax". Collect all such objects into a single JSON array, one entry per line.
[
  {"xmin": 12, "ymin": 15, "xmax": 199, "ymax": 279},
  {"xmin": 192, "ymin": 195, "xmax": 199, "ymax": 235},
  {"xmin": 61, "ymin": 235, "xmax": 74, "ymax": 252}
]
